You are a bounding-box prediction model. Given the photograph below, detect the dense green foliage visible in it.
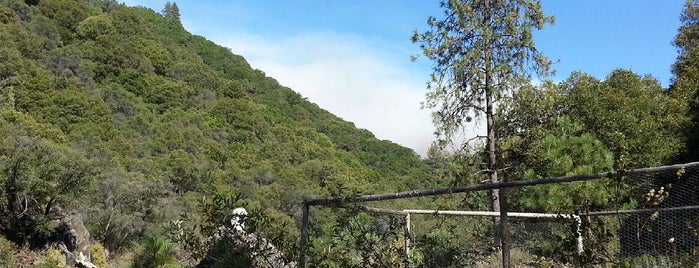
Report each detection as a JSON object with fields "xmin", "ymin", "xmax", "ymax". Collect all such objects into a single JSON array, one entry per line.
[
  {"xmin": 0, "ymin": 235, "xmax": 16, "ymax": 267},
  {"xmin": 0, "ymin": 0, "xmax": 698, "ymax": 266},
  {"xmin": 494, "ymin": 70, "xmax": 689, "ymax": 264},
  {"xmin": 498, "ymin": 70, "xmax": 686, "ymax": 210},
  {"xmin": 0, "ymin": 0, "xmax": 427, "ymax": 265},
  {"xmin": 673, "ymin": 0, "xmax": 699, "ymax": 162}
]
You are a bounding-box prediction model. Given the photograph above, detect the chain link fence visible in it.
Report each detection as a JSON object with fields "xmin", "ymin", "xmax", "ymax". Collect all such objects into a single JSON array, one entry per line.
[{"xmin": 299, "ymin": 162, "xmax": 699, "ymax": 267}]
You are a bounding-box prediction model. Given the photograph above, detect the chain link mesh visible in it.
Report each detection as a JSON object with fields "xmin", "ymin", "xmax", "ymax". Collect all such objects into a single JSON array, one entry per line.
[{"xmin": 303, "ymin": 163, "xmax": 699, "ymax": 267}]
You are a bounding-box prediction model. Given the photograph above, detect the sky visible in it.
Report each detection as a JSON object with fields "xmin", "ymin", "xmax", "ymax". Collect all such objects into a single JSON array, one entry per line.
[{"xmin": 123, "ymin": 0, "xmax": 685, "ymax": 157}]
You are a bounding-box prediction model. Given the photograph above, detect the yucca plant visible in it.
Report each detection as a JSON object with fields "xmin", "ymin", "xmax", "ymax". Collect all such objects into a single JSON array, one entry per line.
[{"xmin": 133, "ymin": 236, "xmax": 182, "ymax": 268}]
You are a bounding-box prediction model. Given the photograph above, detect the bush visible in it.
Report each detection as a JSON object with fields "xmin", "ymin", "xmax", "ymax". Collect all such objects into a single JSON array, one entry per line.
[
  {"xmin": 34, "ymin": 248, "xmax": 69, "ymax": 268},
  {"xmin": 0, "ymin": 5, "xmax": 17, "ymax": 24},
  {"xmin": 0, "ymin": 236, "xmax": 16, "ymax": 267},
  {"xmin": 90, "ymin": 242, "xmax": 109, "ymax": 268},
  {"xmin": 132, "ymin": 236, "xmax": 182, "ymax": 268}
]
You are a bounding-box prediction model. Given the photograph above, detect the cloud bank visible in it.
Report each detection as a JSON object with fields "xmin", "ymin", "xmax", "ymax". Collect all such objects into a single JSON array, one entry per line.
[{"xmin": 213, "ymin": 32, "xmax": 436, "ymax": 156}]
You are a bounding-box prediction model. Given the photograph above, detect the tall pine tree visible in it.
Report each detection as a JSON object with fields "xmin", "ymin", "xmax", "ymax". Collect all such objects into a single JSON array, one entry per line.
[
  {"xmin": 163, "ymin": 2, "xmax": 180, "ymax": 21},
  {"xmin": 413, "ymin": 1, "xmax": 553, "ymax": 265}
]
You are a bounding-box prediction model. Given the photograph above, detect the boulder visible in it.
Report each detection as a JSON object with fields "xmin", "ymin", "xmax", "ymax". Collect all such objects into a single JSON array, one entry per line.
[
  {"xmin": 49, "ymin": 213, "xmax": 97, "ymax": 267},
  {"xmin": 196, "ymin": 208, "xmax": 295, "ymax": 268}
]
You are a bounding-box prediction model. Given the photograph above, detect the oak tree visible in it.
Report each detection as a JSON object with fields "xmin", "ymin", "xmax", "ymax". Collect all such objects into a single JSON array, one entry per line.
[{"xmin": 672, "ymin": 0, "xmax": 699, "ymax": 161}]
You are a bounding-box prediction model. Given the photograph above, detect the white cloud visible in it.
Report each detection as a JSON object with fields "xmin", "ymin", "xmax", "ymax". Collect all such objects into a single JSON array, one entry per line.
[{"xmin": 212, "ymin": 32, "xmax": 436, "ymax": 156}]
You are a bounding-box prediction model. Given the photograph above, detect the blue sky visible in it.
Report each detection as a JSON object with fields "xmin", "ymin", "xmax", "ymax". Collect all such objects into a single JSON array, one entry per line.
[{"xmin": 123, "ymin": 0, "xmax": 685, "ymax": 156}]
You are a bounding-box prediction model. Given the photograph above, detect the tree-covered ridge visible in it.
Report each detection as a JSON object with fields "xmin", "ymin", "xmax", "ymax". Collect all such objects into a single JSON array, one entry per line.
[
  {"xmin": 2, "ymin": 0, "xmax": 698, "ymax": 266},
  {"xmin": 0, "ymin": 0, "xmax": 426, "ymax": 264}
]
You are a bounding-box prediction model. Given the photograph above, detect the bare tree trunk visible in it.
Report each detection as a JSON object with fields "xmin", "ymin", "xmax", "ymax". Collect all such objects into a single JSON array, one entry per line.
[
  {"xmin": 485, "ymin": 77, "xmax": 501, "ymax": 246},
  {"xmin": 483, "ymin": 2, "xmax": 509, "ymax": 267},
  {"xmin": 486, "ymin": 66, "xmax": 511, "ymax": 268},
  {"xmin": 482, "ymin": 0, "xmax": 501, "ymax": 251}
]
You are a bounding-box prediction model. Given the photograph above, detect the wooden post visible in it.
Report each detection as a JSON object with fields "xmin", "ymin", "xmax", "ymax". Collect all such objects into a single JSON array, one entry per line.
[
  {"xmin": 573, "ymin": 214, "xmax": 584, "ymax": 255},
  {"xmin": 405, "ymin": 213, "xmax": 411, "ymax": 267},
  {"xmin": 499, "ymin": 189, "xmax": 511, "ymax": 268},
  {"xmin": 299, "ymin": 202, "xmax": 310, "ymax": 268}
]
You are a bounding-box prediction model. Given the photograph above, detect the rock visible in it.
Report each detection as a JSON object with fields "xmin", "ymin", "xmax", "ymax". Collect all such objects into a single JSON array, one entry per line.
[
  {"xmin": 74, "ymin": 252, "xmax": 97, "ymax": 268},
  {"xmin": 49, "ymin": 213, "xmax": 94, "ymax": 267},
  {"xmin": 196, "ymin": 208, "xmax": 295, "ymax": 268},
  {"xmin": 60, "ymin": 213, "xmax": 91, "ymax": 259},
  {"xmin": 231, "ymin": 207, "xmax": 248, "ymax": 232}
]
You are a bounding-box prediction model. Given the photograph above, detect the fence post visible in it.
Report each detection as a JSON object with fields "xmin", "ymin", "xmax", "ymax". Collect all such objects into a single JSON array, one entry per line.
[
  {"xmin": 573, "ymin": 214, "xmax": 584, "ymax": 255},
  {"xmin": 405, "ymin": 213, "xmax": 411, "ymax": 267},
  {"xmin": 299, "ymin": 202, "xmax": 310, "ymax": 268},
  {"xmin": 499, "ymin": 188, "xmax": 511, "ymax": 268}
]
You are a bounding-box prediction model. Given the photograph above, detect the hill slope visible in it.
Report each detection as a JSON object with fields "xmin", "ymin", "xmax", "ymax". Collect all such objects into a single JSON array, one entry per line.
[{"xmin": 0, "ymin": 0, "xmax": 428, "ymax": 263}]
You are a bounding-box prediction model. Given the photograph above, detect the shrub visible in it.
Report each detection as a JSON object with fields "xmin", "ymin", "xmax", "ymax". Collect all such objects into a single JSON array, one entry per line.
[
  {"xmin": 132, "ymin": 236, "xmax": 182, "ymax": 268},
  {"xmin": 0, "ymin": 5, "xmax": 17, "ymax": 24},
  {"xmin": 34, "ymin": 248, "xmax": 69, "ymax": 268},
  {"xmin": 0, "ymin": 236, "xmax": 16, "ymax": 267},
  {"xmin": 90, "ymin": 242, "xmax": 109, "ymax": 268}
]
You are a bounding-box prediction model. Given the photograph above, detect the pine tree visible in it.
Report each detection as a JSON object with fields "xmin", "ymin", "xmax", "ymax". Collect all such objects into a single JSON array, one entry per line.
[
  {"xmin": 163, "ymin": 2, "xmax": 180, "ymax": 21},
  {"xmin": 413, "ymin": 0, "xmax": 553, "ymax": 265}
]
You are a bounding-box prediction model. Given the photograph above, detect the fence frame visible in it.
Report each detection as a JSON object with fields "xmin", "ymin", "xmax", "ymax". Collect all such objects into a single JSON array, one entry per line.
[
  {"xmin": 354, "ymin": 206, "xmax": 584, "ymax": 259},
  {"xmin": 298, "ymin": 161, "xmax": 699, "ymax": 267}
]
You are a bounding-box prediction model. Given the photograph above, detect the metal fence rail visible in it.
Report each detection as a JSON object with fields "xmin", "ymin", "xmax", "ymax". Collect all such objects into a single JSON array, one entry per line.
[{"xmin": 298, "ymin": 162, "xmax": 699, "ymax": 267}]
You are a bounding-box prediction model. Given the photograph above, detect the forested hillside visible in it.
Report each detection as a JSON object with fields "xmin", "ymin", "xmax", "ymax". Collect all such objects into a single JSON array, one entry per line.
[
  {"xmin": 0, "ymin": 0, "xmax": 428, "ymax": 266},
  {"xmin": 2, "ymin": 0, "xmax": 699, "ymax": 267}
]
